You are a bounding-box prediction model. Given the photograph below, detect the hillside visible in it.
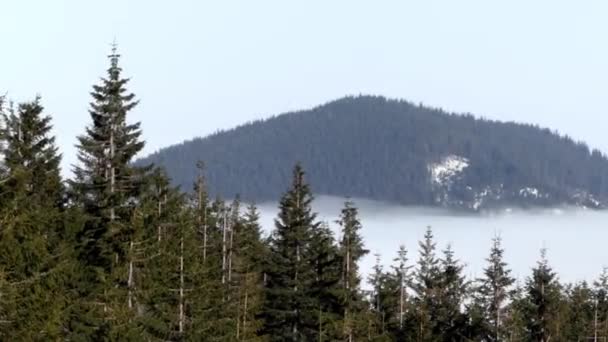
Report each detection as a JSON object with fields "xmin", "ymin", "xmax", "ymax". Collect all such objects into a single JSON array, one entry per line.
[{"xmin": 139, "ymin": 96, "xmax": 608, "ymax": 210}]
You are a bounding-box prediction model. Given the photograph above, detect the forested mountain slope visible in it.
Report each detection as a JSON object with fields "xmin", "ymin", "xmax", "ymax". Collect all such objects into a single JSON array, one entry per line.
[{"xmin": 139, "ymin": 96, "xmax": 608, "ymax": 210}]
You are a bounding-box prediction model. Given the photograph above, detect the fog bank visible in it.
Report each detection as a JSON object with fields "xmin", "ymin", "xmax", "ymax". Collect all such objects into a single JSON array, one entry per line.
[{"xmin": 258, "ymin": 196, "xmax": 608, "ymax": 286}]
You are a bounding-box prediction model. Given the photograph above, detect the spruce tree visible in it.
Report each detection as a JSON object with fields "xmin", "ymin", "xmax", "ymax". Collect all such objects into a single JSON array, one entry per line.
[
  {"xmin": 412, "ymin": 226, "xmax": 441, "ymax": 341},
  {"xmin": 436, "ymin": 244, "xmax": 468, "ymax": 340},
  {"xmin": 69, "ymin": 45, "xmax": 148, "ymax": 338},
  {"xmin": 136, "ymin": 168, "xmax": 187, "ymax": 340},
  {"xmin": 185, "ymin": 191, "xmax": 227, "ymax": 340},
  {"xmin": 594, "ymin": 267, "xmax": 608, "ymax": 340},
  {"xmin": 0, "ymin": 97, "xmax": 67, "ymax": 339},
  {"xmin": 504, "ymin": 283, "xmax": 529, "ymax": 341},
  {"xmin": 523, "ymin": 248, "xmax": 562, "ymax": 342},
  {"xmin": 233, "ymin": 204, "xmax": 267, "ymax": 341},
  {"xmin": 309, "ymin": 222, "xmax": 342, "ymax": 340},
  {"xmin": 476, "ymin": 235, "xmax": 515, "ymax": 341},
  {"xmin": 367, "ymin": 253, "xmax": 391, "ymax": 341},
  {"xmin": 383, "ymin": 245, "xmax": 414, "ymax": 341},
  {"xmin": 564, "ymin": 281, "xmax": 594, "ymax": 340},
  {"xmin": 337, "ymin": 201, "xmax": 369, "ymax": 341},
  {"xmin": 262, "ymin": 163, "xmax": 319, "ymax": 341}
]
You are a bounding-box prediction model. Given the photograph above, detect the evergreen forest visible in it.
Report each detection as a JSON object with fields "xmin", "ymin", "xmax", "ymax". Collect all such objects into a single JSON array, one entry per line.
[
  {"xmin": 140, "ymin": 94, "xmax": 608, "ymax": 209},
  {"xmin": 3, "ymin": 50, "xmax": 608, "ymax": 341}
]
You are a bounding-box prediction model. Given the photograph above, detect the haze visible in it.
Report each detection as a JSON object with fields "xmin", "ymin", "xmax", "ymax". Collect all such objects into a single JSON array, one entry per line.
[
  {"xmin": 2, "ymin": 1, "xmax": 608, "ymax": 173},
  {"xmin": 258, "ymin": 196, "xmax": 608, "ymax": 286}
]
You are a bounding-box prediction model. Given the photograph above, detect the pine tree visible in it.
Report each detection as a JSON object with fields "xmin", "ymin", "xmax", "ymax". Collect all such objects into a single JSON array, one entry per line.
[
  {"xmin": 262, "ymin": 163, "xmax": 319, "ymax": 341},
  {"xmin": 503, "ymin": 283, "xmax": 528, "ymax": 341},
  {"xmin": 69, "ymin": 45, "xmax": 148, "ymax": 338},
  {"xmin": 233, "ymin": 204, "xmax": 267, "ymax": 341},
  {"xmin": 191, "ymin": 196, "xmax": 233, "ymax": 339},
  {"xmin": 382, "ymin": 245, "xmax": 414, "ymax": 341},
  {"xmin": 337, "ymin": 201, "xmax": 369, "ymax": 341},
  {"xmin": 412, "ymin": 226, "xmax": 441, "ymax": 341},
  {"xmin": 0, "ymin": 97, "xmax": 67, "ymax": 339},
  {"xmin": 594, "ymin": 267, "xmax": 608, "ymax": 341},
  {"xmin": 564, "ymin": 281, "xmax": 594, "ymax": 340},
  {"xmin": 136, "ymin": 168, "xmax": 186, "ymax": 340},
  {"xmin": 309, "ymin": 222, "xmax": 342, "ymax": 341},
  {"xmin": 522, "ymin": 248, "xmax": 562, "ymax": 342},
  {"xmin": 435, "ymin": 244, "xmax": 468, "ymax": 340},
  {"xmin": 476, "ymin": 235, "xmax": 515, "ymax": 341},
  {"xmin": 367, "ymin": 253, "xmax": 391, "ymax": 341}
]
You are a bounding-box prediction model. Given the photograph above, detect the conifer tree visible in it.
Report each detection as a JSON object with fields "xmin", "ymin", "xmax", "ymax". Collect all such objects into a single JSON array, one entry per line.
[
  {"xmin": 69, "ymin": 45, "xmax": 148, "ymax": 337},
  {"xmin": 186, "ymin": 191, "xmax": 227, "ymax": 339},
  {"xmin": 412, "ymin": 226, "xmax": 441, "ymax": 341},
  {"xmin": 381, "ymin": 245, "xmax": 414, "ymax": 341},
  {"xmin": 337, "ymin": 201, "xmax": 369, "ymax": 341},
  {"xmin": 262, "ymin": 163, "xmax": 319, "ymax": 341},
  {"xmin": 367, "ymin": 253, "xmax": 391, "ymax": 341},
  {"xmin": 594, "ymin": 267, "xmax": 608, "ymax": 340},
  {"xmin": 476, "ymin": 235, "xmax": 515, "ymax": 341},
  {"xmin": 436, "ymin": 244, "xmax": 468, "ymax": 340},
  {"xmin": 136, "ymin": 168, "xmax": 186, "ymax": 340},
  {"xmin": 0, "ymin": 97, "xmax": 67, "ymax": 339},
  {"xmin": 185, "ymin": 164, "xmax": 224, "ymax": 339},
  {"xmin": 522, "ymin": 249, "xmax": 562, "ymax": 342},
  {"xmin": 308, "ymin": 222, "xmax": 342, "ymax": 340},
  {"xmin": 233, "ymin": 204, "xmax": 267, "ymax": 341},
  {"xmin": 564, "ymin": 281, "xmax": 594, "ymax": 340},
  {"xmin": 503, "ymin": 283, "xmax": 528, "ymax": 341}
]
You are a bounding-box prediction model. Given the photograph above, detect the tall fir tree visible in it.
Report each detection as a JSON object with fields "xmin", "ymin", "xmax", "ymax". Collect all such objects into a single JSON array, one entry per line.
[
  {"xmin": 136, "ymin": 168, "xmax": 186, "ymax": 340},
  {"xmin": 594, "ymin": 267, "xmax": 608, "ymax": 340},
  {"xmin": 233, "ymin": 203, "xmax": 267, "ymax": 341},
  {"xmin": 522, "ymin": 248, "xmax": 562, "ymax": 342},
  {"xmin": 564, "ymin": 281, "xmax": 594, "ymax": 340},
  {"xmin": 412, "ymin": 226, "xmax": 441, "ymax": 341},
  {"xmin": 367, "ymin": 253, "xmax": 391, "ymax": 341},
  {"xmin": 435, "ymin": 244, "xmax": 468, "ymax": 340},
  {"xmin": 183, "ymin": 180, "xmax": 228, "ymax": 340},
  {"xmin": 69, "ymin": 45, "xmax": 149, "ymax": 338},
  {"xmin": 308, "ymin": 222, "xmax": 342, "ymax": 340},
  {"xmin": 262, "ymin": 163, "xmax": 320, "ymax": 341},
  {"xmin": 383, "ymin": 245, "xmax": 414, "ymax": 341},
  {"xmin": 476, "ymin": 235, "xmax": 515, "ymax": 341},
  {"xmin": 337, "ymin": 201, "xmax": 369, "ymax": 341},
  {"xmin": 0, "ymin": 97, "xmax": 67, "ymax": 340}
]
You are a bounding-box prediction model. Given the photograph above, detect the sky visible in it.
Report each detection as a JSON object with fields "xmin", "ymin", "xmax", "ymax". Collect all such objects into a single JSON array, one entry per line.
[{"xmin": 2, "ymin": 1, "xmax": 608, "ymax": 173}]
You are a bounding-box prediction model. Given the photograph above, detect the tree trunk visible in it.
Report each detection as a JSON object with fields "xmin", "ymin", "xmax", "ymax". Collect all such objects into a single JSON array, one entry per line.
[
  {"xmin": 127, "ymin": 241, "xmax": 134, "ymax": 309},
  {"xmin": 179, "ymin": 237, "xmax": 185, "ymax": 334}
]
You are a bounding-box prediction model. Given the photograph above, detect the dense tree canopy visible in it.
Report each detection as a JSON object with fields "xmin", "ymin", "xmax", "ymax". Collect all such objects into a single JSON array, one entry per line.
[
  {"xmin": 140, "ymin": 95, "xmax": 608, "ymax": 209},
  {"xmin": 2, "ymin": 49, "xmax": 608, "ymax": 341}
]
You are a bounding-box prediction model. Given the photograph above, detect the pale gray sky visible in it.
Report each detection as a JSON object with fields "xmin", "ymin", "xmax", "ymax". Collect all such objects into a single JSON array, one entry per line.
[{"xmin": 2, "ymin": 1, "xmax": 607, "ymax": 173}]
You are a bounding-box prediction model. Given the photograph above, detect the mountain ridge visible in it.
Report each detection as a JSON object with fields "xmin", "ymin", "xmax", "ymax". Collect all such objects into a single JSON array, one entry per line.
[{"xmin": 139, "ymin": 95, "xmax": 608, "ymax": 210}]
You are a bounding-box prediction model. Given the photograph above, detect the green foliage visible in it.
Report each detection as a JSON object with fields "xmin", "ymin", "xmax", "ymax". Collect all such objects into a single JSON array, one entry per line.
[
  {"xmin": 140, "ymin": 95, "xmax": 608, "ymax": 209},
  {"xmin": 68, "ymin": 46, "xmax": 150, "ymax": 339},
  {"xmin": 337, "ymin": 201, "xmax": 369, "ymax": 341},
  {"xmin": 475, "ymin": 235, "xmax": 515, "ymax": 341},
  {"xmin": 5, "ymin": 49, "xmax": 608, "ymax": 342},
  {"xmin": 521, "ymin": 249, "xmax": 563, "ymax": 342},
  {"xmin": 260, "ymin": 164, "xmax": 349, "ymax": 341},
  {"xmin": 0, "ymin": 97, "xmax": 68, "ymax": 340}
]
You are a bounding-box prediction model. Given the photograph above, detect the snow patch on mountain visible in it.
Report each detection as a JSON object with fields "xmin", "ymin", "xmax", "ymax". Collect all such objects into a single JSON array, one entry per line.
[
  {"xmin": 571, "ymin": 190, "xmax": 602, "ymax": 208},
  {"xmin": 472, "ymin": 184, "xmax": 505, "ymax": 210},
  {"xmin": 518, "ymin": 187, "xmax": 549, "ymax": 199},
  {"xmin": 429, "ymin": 155, "xmax": 469, "ymax": 187}
]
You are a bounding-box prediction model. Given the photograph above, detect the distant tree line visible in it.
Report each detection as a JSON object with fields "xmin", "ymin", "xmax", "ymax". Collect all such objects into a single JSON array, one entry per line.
[
  {"xmin": 2, "ymin": 49, "xmax": 608, "ymax": 341},
  {"xmin": 140, "ymin": 94, "xmax": 608, "ymax": 209}
]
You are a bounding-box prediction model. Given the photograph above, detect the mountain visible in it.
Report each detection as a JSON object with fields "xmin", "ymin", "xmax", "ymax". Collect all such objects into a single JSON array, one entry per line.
[{"xmin": 138, "ymin": 95, "xmax": 608, "ymax": 210}]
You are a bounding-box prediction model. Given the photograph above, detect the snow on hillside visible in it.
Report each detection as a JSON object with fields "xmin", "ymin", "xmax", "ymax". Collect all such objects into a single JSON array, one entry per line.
[{"xmin": 429, "ymin": 155, "xmax": 469, "ymax": 187}]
